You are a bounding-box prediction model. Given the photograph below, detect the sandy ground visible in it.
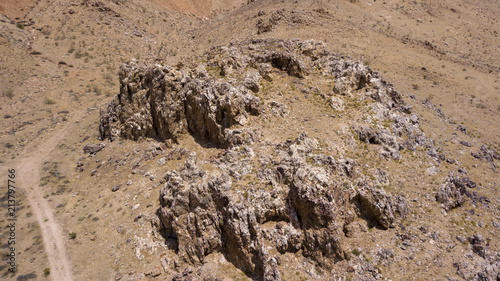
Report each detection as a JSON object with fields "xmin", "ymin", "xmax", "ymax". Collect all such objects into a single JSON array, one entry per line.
[{"xmin": 15, "ymin": 111, "xmax": 84, "ymax": 281}]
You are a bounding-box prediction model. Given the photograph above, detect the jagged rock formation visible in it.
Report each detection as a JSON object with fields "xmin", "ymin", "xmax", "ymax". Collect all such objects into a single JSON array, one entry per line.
[
  {"xmin": 156, "ymin": 133, "xmax": 408, "ymax": 280},
  {"xmin": 436, "ymin": 174, "xmax": 477, "ymax": 211},
  {"xmin": 100, "ymin": 39, "xmax": 424, "ymax": 155},
  {"xmin": 99, "ymin": 61, "xmax": 263, "ymax": 147},
  {"xmin": 98, "ymin": 39, "xmax": 490, "ymax": 280}
]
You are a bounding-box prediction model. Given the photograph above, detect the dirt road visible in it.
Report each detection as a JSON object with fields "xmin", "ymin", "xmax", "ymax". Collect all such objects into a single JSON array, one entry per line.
[{"xmin": 16, "ymin": 111, "xmax": 84, "ymax": 281}]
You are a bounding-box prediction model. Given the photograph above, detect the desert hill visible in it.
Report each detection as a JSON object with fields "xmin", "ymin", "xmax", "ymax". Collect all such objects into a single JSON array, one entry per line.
[{"xmin": 0, "ymin": 0, "xmax": 498, "ymax": 280}]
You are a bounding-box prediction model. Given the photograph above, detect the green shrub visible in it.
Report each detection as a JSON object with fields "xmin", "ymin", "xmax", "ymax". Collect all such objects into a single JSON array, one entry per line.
[{"xmin": 352, "ymin": 248, "xmax": 361, "ymax": 256}]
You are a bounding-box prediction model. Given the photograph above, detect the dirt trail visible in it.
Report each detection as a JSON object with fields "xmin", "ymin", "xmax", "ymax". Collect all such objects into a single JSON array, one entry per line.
[{"xmin": 16, "ymin": 111, "xmax": 84, "ymax": 281}]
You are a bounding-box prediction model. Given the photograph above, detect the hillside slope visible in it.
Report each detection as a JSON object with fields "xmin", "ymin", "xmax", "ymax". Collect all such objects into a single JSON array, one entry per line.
[{"xmin": 0, "ymin": 0, "xmax": 498, "ymax": 280}]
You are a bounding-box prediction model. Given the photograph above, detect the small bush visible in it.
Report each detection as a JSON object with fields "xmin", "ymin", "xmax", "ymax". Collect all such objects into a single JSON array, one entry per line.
[
  {"xmin": 103, "ymin": 73, "xmax": 114, "ymax": 85},
  {"xmin": 69, "ymin": 232, "xmax": 77, "ymax": 239},
  {"xmin": 92, "ymin": 85, "xmax": 102, "ymax": 96},
  {"xmin": 43, "ymin": 268, "xmax": 50, "ymax": 276},
  {"xmin": 352, "ymin": 248, "xmax": 361, "ymax": 256},
  {"xmin": 3, "ymin": 89, "xmax": 14, "ymax": 99},
  {"xmin": 16, "ymin": 23, "xmax": 24, "ymax": 29}
]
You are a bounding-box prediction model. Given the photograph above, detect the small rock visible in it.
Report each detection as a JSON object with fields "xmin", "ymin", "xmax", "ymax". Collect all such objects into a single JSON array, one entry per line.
[
  {"xmin": 80, "ymin": 136, "xmax": 90, "ymax": 143},
  {"xmin": 112, "ymin": 185, "xmax": 121, "ymax": 192},
  {"xmin": 426, "ymin": 166, "xmax": 439, "ymax": 176},
  {"xmin": 468, "ymin": 234, "xmax": 487, "ymax": 258},
  {"xmin": 330, "ymin": 96, "xmax": 345, "ymax": 111},
  {"xmin": 157, "ymin": 158, "xmax": 166, "ymax": 165},
  {"xmin": 115, "ymin": 273, "xmax": 123, "ymax": 280},
  {"xmin": 460, "ymin": 140, "xmax": 472, "ymax": 147},
  {"xmin": 83, "ymin": 143, "xmax": 106, "ymax": 154},
  {"xmin": 182, "ymin": 267, "xmax": 193, "ymax": 276},
  {"xmin": 151, "ymin": 267, "xmax": 161, "ymax": 277},
  {"xmin": 117, "ymin": 225, "xmax": 125, "ymax": 234}
]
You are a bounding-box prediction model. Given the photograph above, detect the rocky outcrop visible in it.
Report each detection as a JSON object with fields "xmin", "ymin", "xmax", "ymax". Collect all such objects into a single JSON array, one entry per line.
[
  {"xmin": 355, "ymin": 183, "xmax": 395, "ymax": 229},
  {"xmin": 99, "ymin": 62, "xmax": 263, "ymax": 147},
  {"xmin": 436, "ymin": 174, "xmax": 476, "ymax": 211},
  {"xmin": 100, "ymin": 39, "xmax": 423, "ymax": 152},
  {"xmin": 355, "ymin": 126, "xmax": 401, "ymax": 160},
  {"xmin": 100, "ymin": 39, "xmax": 445, "ymax": 280},
  {"xmin": 156, "ymin": 133, "xmax": 408, "ymax": 279}
]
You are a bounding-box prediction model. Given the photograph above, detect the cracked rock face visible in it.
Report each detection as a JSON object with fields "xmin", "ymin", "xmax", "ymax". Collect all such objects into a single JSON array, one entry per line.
[{"xmin": 99, "ymin": 63, "xmax": 263, "ymax": 147}]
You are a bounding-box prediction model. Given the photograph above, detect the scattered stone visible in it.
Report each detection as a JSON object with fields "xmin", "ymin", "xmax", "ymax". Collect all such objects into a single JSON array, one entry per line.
[
  {"xmin": 157, "ymin": 158, "xmax": 166, "ymax": 165},
  {"xmin": 151, "ymin": 267, "xmax": 161, "ymax": 277},
  {"xmin": 117, "ymin": 225, "xmax": 125, "ymax": 234},
  {"xmin": 330, "ymin": 96, "xmax": 345, "ymax": 111},
  {"xmin": 468, "ymin": 234, "xmax": 487, "ymax": 258},
  {"xmin": 83, "ymin": 143, "xmax": 106, "ymax": 154},
  {"xmin": 460, "ymin": 140, "xmax": 472, "ymax": 147},
  {"xmin": 112, "ymin": 185, "xmax": 121, "ymax": 192},
  {"xmin": 426, "ymin": 166, "xmax": 439, "ymax": 176},
  {"xmin": 472, "ymin": 145, "xmax": 500, "ymax": 163}
]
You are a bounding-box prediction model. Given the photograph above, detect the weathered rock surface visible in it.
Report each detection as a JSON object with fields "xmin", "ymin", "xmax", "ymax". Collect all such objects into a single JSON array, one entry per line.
[
  {"xmin": 98, "ymin": 39, "xmax": 492, "ymax": 280},
  {"xmin": 436, "ymin": 174, "xmax": 477, "ymax": 211},
  {"xmin": 99, "ymin": 62, "xmax": 262, "ymax": 147},
  {"xmin": 156, "ymin": 132, "xmax": 409, "ymax": 280}
]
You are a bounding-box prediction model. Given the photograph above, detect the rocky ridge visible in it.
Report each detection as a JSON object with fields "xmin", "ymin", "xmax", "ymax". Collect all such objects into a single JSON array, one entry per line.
[{"xmin": 98, "ymin": 39, "xmax": 497, "ymax": 280}]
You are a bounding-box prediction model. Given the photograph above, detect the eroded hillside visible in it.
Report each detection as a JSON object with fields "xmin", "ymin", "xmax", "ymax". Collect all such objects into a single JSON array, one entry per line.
[{"xmin": 0, "ymin": 0, "xmax": 498, "ymax": 280}]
